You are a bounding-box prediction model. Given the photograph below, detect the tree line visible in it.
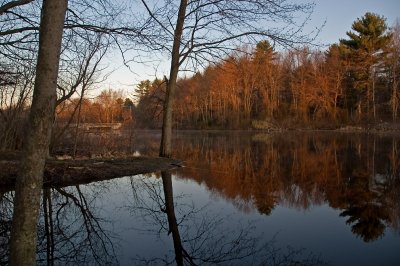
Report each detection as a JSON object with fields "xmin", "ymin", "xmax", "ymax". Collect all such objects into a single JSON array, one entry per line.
[
  {"xmin": 56, "ymin": 89, "xmax": 134, "ymax": 124},
  {"xmin": 0, "ymin": 0, "xmax": 397, "ymax": 264},
  {"xmin": 135, "ymin": 13, "xmax": 400, "ymax": 129}
]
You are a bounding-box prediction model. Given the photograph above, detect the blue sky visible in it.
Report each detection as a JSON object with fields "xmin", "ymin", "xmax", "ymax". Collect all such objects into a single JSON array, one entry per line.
[
  {"xmin": 98, "ymin": 0, "xmax": 400, "ymax": 97},
  {"xmin": 309, "ymin": 0, "xmax": 399, "ymax": 45}
]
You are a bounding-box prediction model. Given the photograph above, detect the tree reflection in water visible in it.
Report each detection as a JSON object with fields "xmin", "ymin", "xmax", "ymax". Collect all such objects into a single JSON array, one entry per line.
[
  {"xmin": 132, "ymin": 131, "xmax": 400, "ymax": 243},
  {"xmin": 0, "ymin": 185, "xmax": 118, "ymax": 265},
  {"xmin": 0, "ymin": 131, "xmax": 399, "ymax": 264},
  {"xmin": 128, "ymin": 172, "xmax": 328, "ymax": 266},
  {"xmin": 338, "ymin": 168, "xmax": 390, "ymax": 242}
]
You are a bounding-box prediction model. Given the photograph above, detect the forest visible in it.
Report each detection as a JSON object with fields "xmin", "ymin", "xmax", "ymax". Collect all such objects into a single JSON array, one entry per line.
[
  {"xmin": 53, "ymin": 13, "xmax": 400, "ymax": 131},
  {"xmin": 1, "ymin": 1, "xmax": 399, "ymax": 264},
  {"xmin": 1, "ymin": 11, "xmax": 400, "ymax": 151}
]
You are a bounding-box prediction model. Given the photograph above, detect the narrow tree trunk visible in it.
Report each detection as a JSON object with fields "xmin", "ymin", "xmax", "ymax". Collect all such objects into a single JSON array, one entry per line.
[
  {"xmin": 160, "ymin": 0, "xmax": 188, "ymax": 158},
  {"xmin": 392, "ymin": 67, "xmax": 398, "ymax": 122},
  {"xmin": 390, "ymin": 139, "xmax": 394, "ymax": 177},
  {"xmin": 372, "ymin": 70, "xmax": 376, "ymax": 122},
  {"xmin": 73, "ymin": 92, "xmax": 85, "ymax": 159},
  {"xmin": 9, "ymin": 0, "xmax": 68, "ymax": 265},
  {"xmin": 161, "ymin": 171, "xmax": 184, "ymax": 266},
  {"xmin": 43, "ymin": 189, "xmax": 54, "ymax": 266}
]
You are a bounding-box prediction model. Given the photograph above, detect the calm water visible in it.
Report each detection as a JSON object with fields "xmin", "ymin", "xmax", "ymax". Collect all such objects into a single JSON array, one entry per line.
[{"xmin": 1, "ymin": 131, "xmax": 399, "ymax": 265}]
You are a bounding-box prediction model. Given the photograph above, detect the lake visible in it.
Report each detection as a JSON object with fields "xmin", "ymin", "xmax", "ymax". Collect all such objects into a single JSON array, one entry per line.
[{"xmin": 1, "ymin": 131, "xmax": 399, "ymax": 265}]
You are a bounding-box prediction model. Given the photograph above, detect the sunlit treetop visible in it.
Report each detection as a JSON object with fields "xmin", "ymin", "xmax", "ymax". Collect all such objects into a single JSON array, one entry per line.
[
  {"xmin": 340, "ymin": 12, "xmax": 392, "ymax": 52},
  {"xmin": 253, "ymin": 40, "xmax": 276, "ymax": 62}
]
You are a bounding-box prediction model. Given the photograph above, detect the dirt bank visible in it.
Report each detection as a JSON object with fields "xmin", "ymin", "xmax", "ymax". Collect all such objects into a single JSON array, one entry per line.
[{"xmin": 0, "ymin": 151, "xmax": 181, "ymax": 191}]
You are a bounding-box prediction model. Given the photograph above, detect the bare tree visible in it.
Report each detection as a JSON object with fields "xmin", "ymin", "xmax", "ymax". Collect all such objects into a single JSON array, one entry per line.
[
  {"xmin": 0, "ymin": 1, "xmax": 116, "ymax": 153},
  {"xmin": 139, "ymin": 0, "xmax": 317, "ymax": 157},
  {"xmin": 0, "ymin": 0, "xmax": 147, "ymax": 150},
  {"xmin": 0, "ymin": 63, "xmax": 35, "ymax": 150},
  {"xmin": 9, "ymin": 0, "xmax": 68, "ymax": 265},
  {"xmin": 52, "ymin": 32, "xmax": 110, "ymax": 152}
]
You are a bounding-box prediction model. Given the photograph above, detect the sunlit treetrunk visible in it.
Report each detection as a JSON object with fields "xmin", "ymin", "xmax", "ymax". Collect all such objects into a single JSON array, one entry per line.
[
  {"xmin": 390, "ymin": 22, "xmax": 400, "ymax": 122},
  {"xmin": 239, "ymin": 57, "xmax": 257, "ymax": 125},
  {"xmin": 371, "ymin": 70, "xmax": 376, "ymax": 122},
  {"xmin": 333, "ymin": 71, "xmax": 343, "ymax": 121},
  {"xmin": 321, "ymin": 44, "xmax": 347, "ymax": 121},
  {"xmin": 253, "ymin": 40, "xmax": 278, "ymax": 120},
  {"xmin": 9, "ymin": 0, "xmax": 68, "ymax": 265},
  {"xmin": 160, "ymin": 0, "xmax": 188, "ymax": 158},
  {"xmin": 392, "ymin": 68, "xmax": 399, "ymax": 122}
]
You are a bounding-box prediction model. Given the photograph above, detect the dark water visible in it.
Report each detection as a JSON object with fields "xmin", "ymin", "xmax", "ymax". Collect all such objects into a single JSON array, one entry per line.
[{"xmin": 1, "ymin": 131, "xmax": 400, "ymax": 265}]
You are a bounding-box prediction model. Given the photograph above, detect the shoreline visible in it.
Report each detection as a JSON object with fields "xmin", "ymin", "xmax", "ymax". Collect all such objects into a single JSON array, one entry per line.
[{"xmin": 0, "ymin": 154, "xmax": 181, "ymax": 192}]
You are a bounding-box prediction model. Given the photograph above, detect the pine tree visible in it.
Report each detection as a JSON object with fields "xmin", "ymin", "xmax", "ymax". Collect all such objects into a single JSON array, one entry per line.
[{"xmin": 340, "ymin": 12, "xmax": 392, "ymax": 122}]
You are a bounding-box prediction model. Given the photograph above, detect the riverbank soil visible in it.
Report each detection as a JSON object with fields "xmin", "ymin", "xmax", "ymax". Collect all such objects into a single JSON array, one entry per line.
[{"xmin": 0, "ymin": 151, "xmax": 181, "ymax": 191}]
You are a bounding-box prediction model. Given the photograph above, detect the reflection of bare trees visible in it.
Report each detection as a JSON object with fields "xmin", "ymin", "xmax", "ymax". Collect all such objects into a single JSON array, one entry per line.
[
  {"xmin": 0, "ymin": 192, "xmax": 13, "ymax": 265},
  {"xmin": 132, "ymin": 131, "xmax": 400, "ymax": 242},
  {"xmin": 127, "ymin": 173, "xmax": 328, "ymax": 266},
  {"xmin": 1, "ymin": 186, "xmax": 118, "ymax": 265}
]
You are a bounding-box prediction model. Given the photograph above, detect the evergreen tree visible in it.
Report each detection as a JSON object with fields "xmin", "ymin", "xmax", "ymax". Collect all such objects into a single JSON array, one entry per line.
[
  {"xmin": 340, "ymin": 12, "xmax": 392, "ymax": 122},
  {"xmin": 387, "ymin": 22, "xmax": 400, "ymax": 121},
  {"xmin": 253, "ymin": 40, "xmax": 276, "ymax": 63}
]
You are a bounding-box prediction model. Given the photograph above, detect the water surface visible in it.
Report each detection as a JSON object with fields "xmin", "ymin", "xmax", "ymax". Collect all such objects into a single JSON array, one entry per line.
[{"xmin": 1, "ymin": 131, "xmax": 399, "ymax": 265}]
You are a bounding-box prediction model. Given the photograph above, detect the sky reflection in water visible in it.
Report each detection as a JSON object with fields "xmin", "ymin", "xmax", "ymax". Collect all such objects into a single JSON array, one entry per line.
[{"xmin": 1, "ymin": 131, "xmax": 400, "ymax": 265}]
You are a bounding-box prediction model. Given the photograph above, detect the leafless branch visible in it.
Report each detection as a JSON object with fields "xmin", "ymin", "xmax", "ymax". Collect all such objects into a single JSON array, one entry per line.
[{"xmin": 0, "ymin": 0, "xmax": 33, "ymax": 15}]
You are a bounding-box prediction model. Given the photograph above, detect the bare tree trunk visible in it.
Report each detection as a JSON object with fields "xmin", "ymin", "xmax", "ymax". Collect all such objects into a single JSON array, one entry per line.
[
  {"xmin": 73, "ymin": 91, "xmax": 85, "ymax": 159},
  {"xmin": 392, "ymin": 67, "xmax": 398, "ymax": 122},
  {"xmin": 159, "ymin": 0, "xmax": 188, "ymax": 158},
  {"xmin": 372, "ymin": 70, "xmax": 376, "ymax": 122},
  {"xmin": 9, "ymin": 0, "xmax": 68, "ymax": 265}
]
